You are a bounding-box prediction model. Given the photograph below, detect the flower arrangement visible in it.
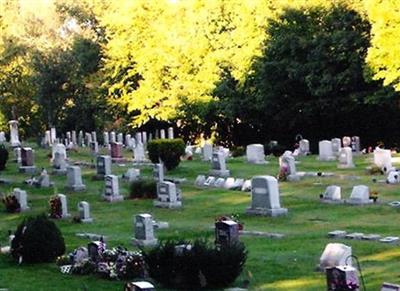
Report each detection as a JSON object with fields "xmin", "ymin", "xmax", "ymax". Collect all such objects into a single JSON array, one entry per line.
[
  {"xmin": 278, "ymin": 164, "xmax": 289, "ymax": 181},
  {"xmin": 369, "ymin": 190, "xmax": 379, "ymax": 203},
  {"xmin": 2, "ymin": 194, "xmax": 20, "ymax": 213},
  {"xmin": 216, "ymin": 214, "xmax": 244, "ymax": 230},
  {"xmin": 49, "ymin": 196, "xmax": 62, "ymax": 219}
]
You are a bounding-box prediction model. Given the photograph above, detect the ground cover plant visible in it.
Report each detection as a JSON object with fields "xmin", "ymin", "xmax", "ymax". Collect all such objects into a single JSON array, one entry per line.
[{"xmin": 1, "ymin": 144, "xmax": 400, "ymax": 290}]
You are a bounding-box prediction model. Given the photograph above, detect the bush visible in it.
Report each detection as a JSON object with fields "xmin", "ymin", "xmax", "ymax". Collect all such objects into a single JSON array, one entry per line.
[
  {"xmin": 143, "ymin": 239, "xmax": 247, "ymax": 289},
  {"xmin": 2, "ymin": 194, "xmax": 20, "ymax": 213},
  {"xmin": 129, "ymin": 179, "xmax": 157, "ymax": 199},
  {"xmin": 11, "ymin": 214, "xmax": 65, "ymax": 263},
  {"xmin": 231, "ymin": 146, "xmax": 245, "ymax": 157},
  {"xmin": 0, "ymin": 144, "xmax": 9, "ymax": 171},
  {"xmin": 147, "ymin": 138, "xmax": 185, "ymax": 170}
]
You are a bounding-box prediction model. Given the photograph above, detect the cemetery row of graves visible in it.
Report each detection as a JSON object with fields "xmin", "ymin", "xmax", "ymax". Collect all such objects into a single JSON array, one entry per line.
[{"xmin": 2, "ymin": 120, "xmax": 400, "ymax": 290}]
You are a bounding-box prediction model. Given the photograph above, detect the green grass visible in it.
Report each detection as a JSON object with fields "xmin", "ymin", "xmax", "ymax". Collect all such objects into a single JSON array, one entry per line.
[{"xmin": 1, "ymin": 145, "xmax": 400, "ymax": 290}]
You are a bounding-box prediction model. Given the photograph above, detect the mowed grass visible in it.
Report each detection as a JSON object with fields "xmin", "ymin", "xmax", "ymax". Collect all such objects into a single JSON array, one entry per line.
[{"xmin": 1, "ymin": 145, "xmax": 400, "ymax": 290}]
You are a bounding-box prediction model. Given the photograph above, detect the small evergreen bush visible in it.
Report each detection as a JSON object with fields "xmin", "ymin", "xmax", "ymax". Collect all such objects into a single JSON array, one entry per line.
[
  {"xmin": 0, "ymin": 144, "xmax": 9, "ymax": 171},
  {"xmin": 231, "ymin": 146, "xmax": 245, "ymax": 157},
  {"xmin": 147, "ymin": 139, "xmax": 185, "ymax": 170},
  {"xmin": 2, "ymin": 194, "xmax": 20, "ymax": 213},
  {"xmin": 129, "ymin": 179, "xmax": 157, "ymax": 199},
  {"xmin": 143, "ymin": 239, "xmax": 247, "ymax": 289},
  {"xmin": 11, "ymin": 214, "xmax": 66, "ymax": 263}
]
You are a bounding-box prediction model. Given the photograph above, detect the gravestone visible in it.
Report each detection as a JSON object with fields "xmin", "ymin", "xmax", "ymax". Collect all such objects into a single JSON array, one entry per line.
[
  {"xmin": 53, "ymin": 151, "xmax": 67, "ymax": 175},
  {"xmin": 71, "ymin": 130, "xmax": 77, "ymax": 145},
  {"xmin": 331, "ymin": 138, "xmax": 342, "ymax": 156},
  {"xmin": 195, "ymin": 175, "xmax": 206, "ymax": 187},
  {"xmin": 337, "ymin": 147, "xmax": 355, "ymax": 168},
  {"xmin": 168, "ymin": 127, "xmax": 174, "ymax": 139},
  {"xmin": 13, "ymin": 188, "xmax": 29, "ymax": 211},
  {"xmin": 136, "ymin": 132, "xmax": 142, "ymax": 144},
  {"xmin": 58, "ymin": 194, "xmax": 71, "ymax": 219},
  {"xmin": 346, "ymin": 185, "xmax": 372, "ymax": 205},
  {"xmin": 52, "ymin": 143, "xmax": 67, "ymax": 161},
  {"xmin": 209, "ymin": 151, "xmax": 230, "ymax": 177},
  {"xmin": 110, "ymin": 142, "xmax": 124, "ymax": 162},
  {"xmin": 387, "ymin": 171, "xmax": 400, "ymax": 184},
  {"xmin": 142, "ymin": 132, "xmax": 147, "ymax": 145},
  {"xmin": 319, "ymin": 140, "xmax": 335, "ymax": 161},
  {"xmin": 246, "ymin": 144, "xmax": 266, "ymax": 164},
  {"xmin": 124, "ymin": 281, "xmax": 155, "ymax": 291},
  {"xmin": 78, "ymin": 201, "xmax": 93, "ymax": 223},
  {"xmin": 14, "ymin": 147, "xmax": 21, "ymax": 164},
  {"xmin": 381, "ymin": 283, "xmax": 400, "ymax": 291},
  {"xmin": 204, "ymin": 176, "xmax": 216, "ymax": 187},
  {"xmin": 44, "ymin": 130, "xmax": 51, "ymax": 146},
  {"xmin": 281, "ymin": 154, "xmax": 300, "ymax": 181},
  {"xmin": 0, "ymin": 131, "xmax": 6, "ymax": 143},
  {"xmin": 215, "ymin": 220, "xmax": 239, "ymax": 247},
  {"xmin": 153, "ymin": 163, "xmax": 164, "ymax": 182},
  {"xmin": 224, "ymin": 177, "xmax": 236, "ymax": 189},
  {"xmin": 125, "ymin": 134, "xmax": 132, "ymax": 147},
  {"xmin": 78, "ymin": 130, "xmax": 84, "ymax": 146},
  {"xmin": 8, "ymin": 120, "xmax": 21, "ymax": 147},
  {"xmin": 374, "ymin": 148, "xmax": 392, "ymax": 170},
  {"xmin": 132, "ymin": 213, "xmax": 158, "ymax": 247},
  {"xmin": 103, "ymin": 132, "xmax": 109, "ymax": 147},
  {"xmin": 89, "ymin": 141, "xmax": 99, "ymax": 156},
  {"xmin": 35, "ymin": 169, "xmax": 51, "ymax": 187},
  {"xmin": 351, "ymin": 136, "xmax": 360, "ymax": 153},
  {"xmin": 117, "ymin": 133, "xmax": 124, "ymax": 144},
  {"xmin": 241, "ymin": 179, "xmax": 252, "ymax": 191},
  {"xmin": 19, "ymin": 147, "xmax": 37, "ymax": 174},
  {"xmin": 203, "ymin": 142, "xmax": 213, "ymax": 161},
  {"xmin": 91, "ymin": 131, "xmax": 97, "ymax": 143},
  {"xmin": 233, "ymin": 178, "xmax": 245, "ymax": 190},
  {"xmin": 326, "ymin": 265, "xmax": 359, "ymax": 291},
  {"xmin": 103, "ymin": 175, "xmax": 124, "ymax": 202},
  {"xmin": 50, "ymin": 127, "xmax": 57, "ymax": 144},
  {"xmin": 342, "ymin": 136, "xmax": 351, "ymax": 147},
  {"xmin": 154, "ymin": 181, "xmax": 182, "ymax": 208},
  {"xmin": 133, "ymin": 142, "xmax": 146, "ymax": 162},
  {"xmin": 246, "ymin": 176, "xmax": 288, "ymax": 217},
  {"xmin": 66, "ymin": 166, "xmax": 86, "ymax": 191},
  {"xmin": 160, "ymin": 129, "xmax": 166, "ymax": 139},
  {"xmin": 321, "ymin": 185, "xmax": 342, "ymax": 203},
  {"xmin": 299, "ymin": 139, "xmax": 310, "ymax": 156},
  {"xmin": 319, "ymin": 243, "xmax": 352, "ymax": 270},
  {"xmin": 110, "ymin": 131, "xmax": 116, "ymax": 143},
  {"xmin": 85, "ymin": 132, "xmax": 92, "ymax": 146},
  {"xmin": 214, "ymin": 177, "xmax": 226, "ymax": 188},
  {"xmin": 123, "ymin": 168, "xmax": 140, "ymax": 182},
  {"xmin": 66, "ymin": 131, "xmax": 71, "ymax": 144}
]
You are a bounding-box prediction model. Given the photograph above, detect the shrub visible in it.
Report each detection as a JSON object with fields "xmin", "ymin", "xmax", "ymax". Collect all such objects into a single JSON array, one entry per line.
[
  {"xmin": 2, "ymin": 194, "xmax": 20, "ymax": 213},
  {"xmin": 147, "ymin": 139, "xmax": 185, "ymax": 170},
  {"xmin": 129, "ymin": 179, "xmax": 157, "ymax": 199},
  {"xmin": 49, "ymin": 196, "xmax": 62, "ymax": 219},
  {"xmin": 11, "ymin": 214, "xmax": 66, "ymax": 263},
  {"xmin": 231, "ymin": 146, "xmax": 245, "ymax": 157},
  {"xmin": 0, "ymin": 144, "xmax": 9, "ymax": 171},
  {"xmin": 143, "ymin": 239, "xmax": 247, "ymax": 289}
]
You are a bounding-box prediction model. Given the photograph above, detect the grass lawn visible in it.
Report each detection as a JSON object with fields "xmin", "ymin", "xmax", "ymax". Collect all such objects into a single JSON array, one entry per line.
[{"xmin": 1, "ymin": 144, "xmax": 400, "ymax": 290}]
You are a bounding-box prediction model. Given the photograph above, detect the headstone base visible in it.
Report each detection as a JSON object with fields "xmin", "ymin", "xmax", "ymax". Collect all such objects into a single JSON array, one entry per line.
[
  {"xmin": 61, "ymin": 214, "xmax": 71, "ymax": 219},
  {"xmin": 81, "ymin": 218, "xmax": 93, "ymax": 223},
  {"xmin": 320, "ymin": 198, "xmax": 344, "ymax": 204},
  {"xmin": 246, "ymin": 207, "xmax": 288, "ymax": 217},
  {"xmin": 66, "ymin": 185, "xmax": 86, "ymax": 192},
  {"xmin": 19, "ymin": 166, "xmax": 37, "ymax": 174},
  {"xmin": 345, "ymin": 199, "xmax": 374, "ymax": 205},
  {"xmin": 209, "ymin": 169, "xmax": 230, "ymax": 177},
  {"xmin": 153, "ymin": 200, "xmax": 182, "ymax": 209},
  {"xmin": 102, "ymin": 195, "xmax": 124, "ymax": 202},
  {"xmin": 20, "ymin": 206, "xmax": 30, "ymax": 212},
  {"xmin": 287, "ymin": 174, "xmax": 301, "ymax": 181},
  {"xmin": 132, "ymin": 238, "xmax": 158, "ymax": 247},
  {"xmin": 337, "ymin": 164, "xmax": 355, "ymax": 169},
  {"xmin": 52, "ymin": 169, "xmax": 67, "ymax": 175}
]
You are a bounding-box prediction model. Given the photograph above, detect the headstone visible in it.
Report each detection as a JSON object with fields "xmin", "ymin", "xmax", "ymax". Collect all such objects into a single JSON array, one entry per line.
[
  {"xmin": 125, "ymin": 134, "xmax": 132, "ymax": 147},
  {"xmin": 319, "ymin": 243, "xmax": 352, "ymax": 269},
  {"xmin": 342, "ymin": 136, "xmax": 351, "ymax": 147},
  {"xmin": 44, "ymin": 130, "xmax": 51, "ymax": 146},
  {"xmin": 91, "ymin": 131, "xmax": 97, "ymax": 143},
  {"xmin": 136, "ymin": 132, "xmax": 142, "ymax": 144},
  {"xmin": 204, "ymin": 176, "xmax": 216, "ymax": 186},
  {"xmin": 241, "ymin": 179, "xmax": 252, "ymax": 191},
  {"xmin": 0, "ymin": 131, "xmax": 6, "ymax": 143},
  {"xmin": 142, "ymin": 132, "xmax": 147, "ymax": 145},
  {"xmin": 78, "ymin": 201, "xmax": 93, "ymax": 223},
  {"xmin": 95, "ymin": 155, "xmax": 112, "ymax": 178},
  {"xmin": 381, "ymin": 283, "xmax": 400, "ymax": 291},
  {"xmin": 195, "ymin": 175, "xmax": 206, "ymax": 187},
  {"xmin": 154, "ymin": 181, "xmax": 182, "ymax": 208},
  {"xmin": 36, "ymin": 169, "xmax": 51, "ymax": 187},
  {"xmin": 85, "ymin": 132, "xmax": 92, "ymax": 146},
  {"xmin": 168, "ymin": 127, "xmax": 174, "ymax": 139},
  {"xmin": 326, "ymin": 265, "xmax": 359, "ymax": 290},
  {"xmin": 66, "ymin": 166, "xmax": 86, "ymax": 191},
  {"xmin": 281, "ymin": 154, "xmax": 300, "ymax": 181},
  {"xmin": 110, "ymin": 142, "xmax": 124, "ymax": 162},
  {"xmin": 58, "ymin": 194, "xmax": 71, "ymax": 219},
  {"xmin": 374, "ymin": 147, "xmax": 392, "ymax": 170},
  {"xmin": 246, "ymin": 144, "xmax": 266, "ymax": 164},
  {"xmin": 71, "ymin": 130, "xmax": 77, "ymax": 145},
  {"xmin": 124, "ymin": 281, "xmax": 155, "ymax": 291},
  {"xmin": 321, "ymin": 185, "xmax": 342, "ymax": 203},
  {"xmin": 233, "ymin": 178, "xmax": 245, "ymax": 190},
  {"xmin": 215, "ymin": 220, "xmax": 239, "ymax": 247},
  {"xmin": 331, "ymin": 138, "xmax": 342, "ymax": 156},
  {"xmin": 50, "ymin": 127, "xmax": 57, "ymax": 144},
  {"xmin": 351, "ymin": 136, "xmax": 360, "ymax": 153},
  {"xmin": 52, "ymin": 143, "xmax": 67, "ymax": 161},
  {"xmin": 209, "ymin": 151, "xmax": 230, "ymax": 177},
  {"xmin": 299, "ymin": 139, "xmax": 310, "ymax": 156},
  {"xmin": 103, "ymin": 132, "xmax": 109, "ymax": 147},
  {"xmin": 66, "ymin": 131, "xmax": 72, "ymax": 144},
  {"xmin": 203, "ymin": 142, "xmax": 213, "ymax": 161},
  {"xmin": 153, "ymin": 163, "xmax": 164, "ymax": 182},
  {"xmin": 103, "ymin": 175, "xmax": 123, "ymax": 202},
  {"xmin": 13, "ymin": 188, "xmax": 29, "ymax": 211},
  {"xmin": 133, "ymin": 142, "xmax": 145, "ymax": 162},
  {"xmin": 110, "ymin": 131, "xmax": 116, "ymax": 143},
  {"xmin": 387, "ymin": 170, "xmax": 400, "ymax": 184},
  {"xmin": 117, "ymin": 133, "xmax": 124, "ymax": 144},
  {"xmin": 246, "ymin": 176, "xmax": 288, "ymax": 217},
  {"xmin": 214, "ymin": 177, "xmax": 226, "ymax": 188},
  {"xmin": 346, "ymin": 185, "xmax": 372, "ymax": 205},
  {"xmin": 8, "ymin": 120, "xmax": 21, "ymax": 147},
  {"xmin": 123, "ymin": 168, "xmax": 140, "ymax": 182},
  {"xmin": 19, "ymin": 147, "xmax": 36, "ymax": 174},
  {"xmin": 160, "ymin": 129, "xmax": 166, "ymax": 139},
  {"xmin": 337, "ymin": 147, "xmax": 354, "ymax": 168},
  {"xmin": 77, "ymin": 130, "xmax": 84, "ymax": 146},
  {"xmin": 89, "ymin": 141, "xmax": 99, "ymax": 155},
  {"xmin": 132, "ymin": 213, "xmax": 158, "ymax": 247},
  {"xmin": 224, "ymin": 177, "xmax": 236, "ymax": 189},
  {"xmin": 14, "ymin": 147, "xmax": 21, "ymax": 164},
  {"xmin": 53, "ymin": 151, "xmax": 67, "ymax": 175},
  {"xmin": 319, "ymin": 140, "xmax": 335, "ymax": 161}
]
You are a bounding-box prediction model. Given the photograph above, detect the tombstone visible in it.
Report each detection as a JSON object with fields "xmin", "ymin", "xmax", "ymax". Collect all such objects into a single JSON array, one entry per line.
[
  {"xmin": 337, "ymin": 147, "xmax": 355, "ymax": 168},
  {"xmin": 136, "ymin": 132, "xmax": 142, "ymax": 144},
  {"xmin": 13, "ymin": 188, "xmax": 29, "ymax": 211},
  {"xmin": 246, "ymin": 176, "xmax": 288, "ymax": 217},
  {"xmin": 103, "ymin": 132, "xmax": 109, "ymax": 147},
  {"xmin": 88, "ymin": 239, "xmax": 106, "ymax": 262},
  {"xmin": 35, "ymin": 169, "xmax": 51, "ymax": 187},
  {"xmin": 117, "ymin": 133, "xmax": 124, "ymax": 144},
  {"xmin": 50, "ymin": 127, "xmax": 57, "ymax": 144},
  {"xmin": 160, "ymin": 129, "xmax": 166, "ymax": 139},
  {"xmin": 133, "ymin": 142, "xmax": 146, "ymax": 162},
  {"xmin": 66, "ymin": 166, "xmax": 86, "ymax": 191},
  {"xmin": 346, "ymin": 185, "xmax": 372, "ymax": 205},
  {"xmin": 53, "ymin": 151, "xmax": 68, "ymax": 175},
  {"xmin": 331, "ymin": 138, "xmax": 342, "ymax": 156},
  {"xmin": 342, "ymin": 136, "xmax": 351, "ymax": 147},
  {"xmin": 203, "ymin": 176, "xmax": 216, "ymax": 187},
  {"xmin": 203, "ymin": 142, "xmax": 213, "ymax": 161},
  {"xmin": 110, "ymin": 142, "xmax": 124, "ymax": 162},
  {"xmin": 215, "ymin": 220, "xmax": 239, "ymax": 247},
  {"xmin": 326, "ymin": 265, "xmax": 359, "ymax": 291},
  {"xmin": 78, "ymin": 201, "xmax": 93, "ymax": 223},
  {"xmin": 154, "ymin": 181, "xmax": 182, "ymax": 208},
  {"xmin": 214, "ymin": 177, "xmax": 226, "ymax": 188},
  {"xmin": 299, "ymin": 139, "xmax": 310, "ymax": 156},
  {"xmin": 110, "ymin": 131, "xmax": 116, "ymax": 143},
  {"xmin": 123, "ymin": 168, "xmax": 140, "ymax": 182},
  {"xmin": 241, "ymin": 179, "xmax": 252, "ymax": 191},
  {"xmin": 233, "ymin": 178, "xmax": 245, "ymax": 190},
  {"xmin": 319, "ymin": 140, "xmax": 335, "ymax": 161},
  {"xmin": 19, "ymin": 147, "xmax": 36, "ymax": 174},
  {"xmin": 71, "ymin": 130, "xmax": 77, "ymax": 145},
  {"xmin": 58, "ymin": 194, "xmax": 71, "ymax": 219},
  {"xmin": 246, "ymin": 144, "xmax": 266, "ymax": 164},
  {"xmin": 209, "ymin": 151, "xmax": 230, "ymax": 177},
  {"xmin": 351, "ymin": 136, "xmax": 360, "ymax": 153},
  {"xmin": 153, "ymin": 163, "xmax": 164, "ymax": 182},
  {"xmin": 224, "ymin": 177, "xmax": 236, "ymax": 189},
  {"xmin": 374, "ymin": 147, "xmax": 392, "ymax": 171},
  {"xmin": 44, "ymin": 130, "xmax": 51, "ymax": 146},
  {"xmin": 85, "ymin": 132, "xmax": 92, "ymax": 146},
  {"xmin": 281, "ymin": 154, "xmax": 300, "ymax": 181},
  {"xmin": 8, "ymin": 120, "xmax": 21, "ymax": 147},
  {"xmin": 321, "ymin": 185, "xmax": 342, "ymax": 203},
  {"xmin": 319, "ymin": 243, "xmax": 352, "ymax": 270},
  {"xmin": 387, "ymin": 170, "xmax": 400, "ymax": 184},
  {"xmin": 89, "ymin": 141, "xmax": 99, "ymax": 155},
  {"xmin": 66, "ymin": 131, "xmax": 72, "ymax": 144},
  {"xmin": 142, "ymin": 132, "xmax": 147, "ymax": 145},
  {"xmin": 381, "ymin": 283, "xmax": 400, "ymax": 291},
  {"xmin": 124, "ymin": 281, "xmax": 155, "ymax": 291},
  {"xmin": 13, "ymin": 147, "xmax": 21, "ymax": 164},
  {"xmin": 103, "ymin": 175, "xmax": 123, "ymax": 202},
  {"xmin": 168, "ymin": 127, "xmax": 174, "ymax": 139},
  {"xmin": 78, "ymin": 130, "xmax": 84, "ymax": 146},
  {"xmin": 194, "ymin": 175, "xmax": 206, "ymax": 187},
  {"xmin": 125, "ymin": 134, "xmax": 132, "ymax": 147},
  {"xmin": 132, "ymin": 213, "xmax": 158, "ymax": 247},
  {"xmin": 0, "ymin": 131, "xmax": 6, "ymax": 143},
  {"xmin": 91, "ymin": 131, "xmax": 97, "ymax": 143}
]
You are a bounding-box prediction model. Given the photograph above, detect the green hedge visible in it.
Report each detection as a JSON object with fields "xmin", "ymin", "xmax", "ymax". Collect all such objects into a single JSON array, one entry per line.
[
  {"xmin": 129, "ymin": 179, "xmax": 157, "ymax": 199},
  {"xmin": 147, "ymin": 138, "xmax": 185, "ymax": 170}
]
